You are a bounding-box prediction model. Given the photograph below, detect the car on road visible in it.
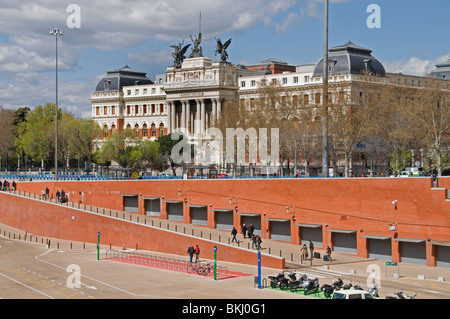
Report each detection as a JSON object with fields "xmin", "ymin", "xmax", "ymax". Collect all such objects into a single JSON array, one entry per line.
[
  {"xmin": 217, "ymin": 173, "xmax": 228, "ymax": 179},
  {"xmin": 331, "ymin": 289, "xmax": 376, "ymax": 299}
]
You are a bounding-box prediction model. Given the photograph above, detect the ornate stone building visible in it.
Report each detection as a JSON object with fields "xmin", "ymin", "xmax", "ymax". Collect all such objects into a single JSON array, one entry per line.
[{"xmin": 90, "ymin": 41, "xmax": 448, "ymax": 174}]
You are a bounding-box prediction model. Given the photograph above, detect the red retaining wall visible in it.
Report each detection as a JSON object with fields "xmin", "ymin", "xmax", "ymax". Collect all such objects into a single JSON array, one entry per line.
[
  {"xmin": 5, "ymin": 176, "xmax": 450, "ymax": 267},
  {"xmin": 0, "ymin": 191, "xmax": 284, "ymax": 269}
]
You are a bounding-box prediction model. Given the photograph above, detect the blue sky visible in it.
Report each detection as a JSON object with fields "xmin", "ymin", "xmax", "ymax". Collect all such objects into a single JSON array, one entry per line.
[{"xmin": 0, "ymin": 0, "xmax": 448, "ymax": 119}]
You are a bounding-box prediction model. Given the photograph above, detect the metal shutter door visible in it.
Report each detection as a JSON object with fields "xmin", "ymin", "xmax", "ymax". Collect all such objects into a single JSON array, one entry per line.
[
  {"xmin": 191, "ymin": 207, "xmax": 208, "ymax": 225},
  {"xmin": 167, "ymin": 202, "xmax": 184, "ymax": 221},
  {"xmin": 270, "ymin": 221, "xmax": 291, "ymax": 242}
]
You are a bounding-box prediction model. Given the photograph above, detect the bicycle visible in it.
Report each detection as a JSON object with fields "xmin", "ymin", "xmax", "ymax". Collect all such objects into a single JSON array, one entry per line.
[
  {"xmin": 187, "ymin": 262, "xmax": 203, "ymax": 275},
  {"xmin": 198, "ymin": 263, "xmax": 214, "ymax": 276}
]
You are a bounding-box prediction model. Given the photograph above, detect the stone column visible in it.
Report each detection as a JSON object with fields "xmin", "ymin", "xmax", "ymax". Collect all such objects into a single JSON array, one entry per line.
[
  {"xmin": 170, "ymin": 102, "xmax": 176, "ymax": 133},
  {"xmin": 201, "ymin": 99, "xmax": 206, "ymax": 133},
  {"xmin": 186, "ymin": 100, "xmax": 191, "ymax": 134},
  {"xmin": 212, "ymin": 99, "xmax": 217, "ymax": 125},
  {"xmin": 195, "ymin": 99, "xmax": 201, "ymax": 134},
  {"xmin": 181, "ymin": 100, "xmax": 186, "ymax": 131},
  {"xmin": 217, "ymin": 98, "xmax": 222, "ymax": 119}
]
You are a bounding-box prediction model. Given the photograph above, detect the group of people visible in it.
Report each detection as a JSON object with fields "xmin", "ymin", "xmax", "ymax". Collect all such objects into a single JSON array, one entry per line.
[
  {"xmin": 300, "ymin": 241, "xmax": 333, "ymax": 262},
  {"xmin": 40, "ymin": 187, "xmax": 67, "ymax": 203},
  {"xmin": 2, "ymin": 180, "xmax": 16, "ymax": 191},
  {"xmin": 187, "ymin": 244, "xmax": 201, "ymax": 263},
  {"xmin": 231, "ymin": 224, "xmax": 262, "ymax": 250}
]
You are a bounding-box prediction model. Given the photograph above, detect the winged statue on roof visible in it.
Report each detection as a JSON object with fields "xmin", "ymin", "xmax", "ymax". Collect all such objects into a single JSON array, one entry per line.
[
  {"xmin": 215, "ymin": 38, "xmax": 232, "ymax": 63},
  {"xmin": 170, "ymin": 41, "xmax": 191, "ymax": 68}
]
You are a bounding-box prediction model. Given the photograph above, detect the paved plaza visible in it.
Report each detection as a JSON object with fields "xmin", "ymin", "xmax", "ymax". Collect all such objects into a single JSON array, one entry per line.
[{"xmin": 1, "ymin": 222, "xmax": 449, "ymax": 301}]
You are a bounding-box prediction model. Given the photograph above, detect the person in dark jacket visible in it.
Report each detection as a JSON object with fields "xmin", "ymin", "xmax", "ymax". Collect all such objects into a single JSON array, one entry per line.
[
  {"xmin": 241, "ymin": 224, "xmax": 248, "ymax": 238},
  {"xmin": 187, "ymin": 245, "xmax": 195, "ymax": 263},
  {"xmin": 231, "ymin": 227, "xmax": 238, "ymax": 243}
]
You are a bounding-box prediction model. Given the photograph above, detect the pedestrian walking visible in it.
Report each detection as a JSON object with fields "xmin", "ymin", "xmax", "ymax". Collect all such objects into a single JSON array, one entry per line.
[
  {"xmin": 56, "ymin": 190, "xmax": 61, "ymax": 203},
  {"xmin": 251, "ymin": 235, "xmax": 257, "ymax": 249},
  {"xmin": 309, "ymin": 240, "xmax": 314, "ymax": 259},
  {"xmin": 231, "ymin": 227, "xmax": 238, "ymax": 243},
  {"xmin": 187, "ymin": 245, "xmax": 195, "ymax": 263},
  {"xmin": 194, "ymin": 245, "xmax": 200, "ymax": 263},
  {"xmin": 11, "ymin": 181, "xmax": 16, "ymax": 191},
  {"xmin": 241, "ymin": 224, "xmax": 248, "ymax": 239},
  {"xmin": 256, "ymin": 235, "xmax": 262, "ymax": 250},
  {"xmin": 248, "ymin": 224, "xmax": 254, "ymax": 239},
  {"xmin": 45, "ymin": 187, "xmax": 49, "ymax": 199}
]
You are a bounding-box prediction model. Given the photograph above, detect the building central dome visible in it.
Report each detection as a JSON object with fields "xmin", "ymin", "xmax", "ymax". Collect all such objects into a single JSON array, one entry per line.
[
  {"xmin": 94, "ymin": 65, "xmax": 154, "ymax": 93},
  {"xmin": 313, "ymin": 41, "xmax": 386, "ymax": 77}
]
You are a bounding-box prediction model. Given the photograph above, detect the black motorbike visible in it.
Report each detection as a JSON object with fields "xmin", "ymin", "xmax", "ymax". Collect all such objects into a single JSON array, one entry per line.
[
  {"xmin": 321, "ymin": 278, "xmax": 344, "ymax": 298},
  {"xmin": 268, "ymin": 272, "xmax": 290, "ymax": 290}
]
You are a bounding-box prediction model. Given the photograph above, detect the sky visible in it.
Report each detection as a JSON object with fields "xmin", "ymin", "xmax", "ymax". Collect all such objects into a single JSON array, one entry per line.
[{"xmin": 0, "ymin": 0, "xmax": 449, "ymax": 119}]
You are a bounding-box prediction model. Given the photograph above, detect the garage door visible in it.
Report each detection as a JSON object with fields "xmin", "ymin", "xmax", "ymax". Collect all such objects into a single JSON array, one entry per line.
[
  {"xmin": 123, "ymin": 195, "xmax": 138, "ymax": 213},
  {"xmin": 435, "ymin": 245, "xmax": 450, "ymax": 269},
  {"xmin": 397, "ymin": 238, "xmax": 426, "ymax": 266},
  {"xmin": 145, "ymin": 198, "xmax": 160, "ymax": 217},
  {"xmin": 167, "ymin": 202, "xmax": 184, "ymax": 221},
  {"xmin": 331, "ymin": 230, "xmax": 357, "ymax": 254},
  {"xmin": 269, "ymin": 219, "xmax": 291, "ymax": 242},
  {"xmin": 297, "ymin": 224, "xmax": 322, "ymax": 248},
  {"xmin": 368, "ymin": 238, "xmax": 392, "ymax": 261},
  {"xmin": 238, "ymin": 214, "xmax": 261, "ymax": 235},
  {"xmin": 215, "ymin": 209, "xmax": 234, "ymax": 230},
  {"xmin": 190, "ymin": 205, "xmax": 208, "ymax": 226}
]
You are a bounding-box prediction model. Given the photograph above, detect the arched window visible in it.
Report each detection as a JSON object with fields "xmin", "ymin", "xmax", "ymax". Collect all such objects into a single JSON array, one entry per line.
[
  {"xmin": 159, "ymin": 123, "xmax": 165, "ymax": 137},
  {"xmin": 151, "ymin": 124, "xmax": 156, "ymax": 137},
  {"xmin": 143, "ymin": 124, "xmax": 148, "ymax": 137}
]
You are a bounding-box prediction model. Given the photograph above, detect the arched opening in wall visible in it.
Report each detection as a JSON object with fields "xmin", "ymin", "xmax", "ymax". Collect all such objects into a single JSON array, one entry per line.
[
  {"xmin": 134, "ymin": 124, "xmax": 140, "ymax": 136},
  {"xmin": 159, "ymin": 123, "xmax": 165, "ymax": 137},
  {"xmin": 143, "ymin": 124, "xmax": 148, "ymax": 137},
  {"xmin": 151, "ymin": 124, "xmax": 156, "ymax": 137}
]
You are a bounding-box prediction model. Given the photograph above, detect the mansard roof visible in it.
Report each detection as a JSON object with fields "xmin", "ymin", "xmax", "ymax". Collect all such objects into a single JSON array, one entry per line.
[
  {"xmin": 95, "ymin": 65, "xmax": 154, "ymax": 93},
  {"xmin": 313, "ymin": 41, "xmax": 386, "ymax": 77}
]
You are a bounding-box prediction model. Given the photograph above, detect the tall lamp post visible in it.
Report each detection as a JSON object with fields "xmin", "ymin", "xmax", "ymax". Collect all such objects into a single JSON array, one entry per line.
[
  {"xmin": 322, "ymin": 0, "xmax": 329, "ymax": 178},
  {"xmin": 49, "ymin": 28, "xmax": 63, "ymax": 181}
]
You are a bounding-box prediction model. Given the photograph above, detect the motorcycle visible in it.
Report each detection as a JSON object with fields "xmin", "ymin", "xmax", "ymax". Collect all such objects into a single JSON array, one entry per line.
[
  {"xmin": 368, "ymin": 285, "xmax": 380, "ymax": 298},
  {"xmin": 386, "ymin": 289, "xmax": 417, "ymax": 299},
  {"xmin": 289, "ymin": 273, "xmax": 308, "ymax": 292},
  {"xmin": 268, "ymin": 272, "xmax": 290, "ymax": 290},
  {"xmin": 301, "ymin": 277, "xmax": 319, "ymax": 295}
]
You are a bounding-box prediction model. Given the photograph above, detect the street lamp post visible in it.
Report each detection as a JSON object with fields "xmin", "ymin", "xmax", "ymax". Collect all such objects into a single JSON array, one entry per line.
[
  {"xmin": 322, "ymin": 0, "xmax": 329, "ymax": 178},
  {"xmin": 49, "ymin": 28, "xmax": 63, "ymax": 181}
]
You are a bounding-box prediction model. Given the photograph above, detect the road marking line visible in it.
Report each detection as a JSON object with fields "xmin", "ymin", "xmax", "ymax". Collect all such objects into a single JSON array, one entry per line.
[{"xmin": 0, "ymin": 273, "xmax": 54, "ymax": 299}]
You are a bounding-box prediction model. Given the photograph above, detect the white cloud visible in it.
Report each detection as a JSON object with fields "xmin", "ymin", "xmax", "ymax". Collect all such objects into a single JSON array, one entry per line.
[{"xmin": 385, "ymin": 53, "xmax": 450, "ymax": 76}]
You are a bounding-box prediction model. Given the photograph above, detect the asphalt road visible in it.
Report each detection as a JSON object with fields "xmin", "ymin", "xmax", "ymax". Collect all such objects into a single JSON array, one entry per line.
[{"xmin": 1, "ymin": 234, "xmax": 450, "ymax": 301}]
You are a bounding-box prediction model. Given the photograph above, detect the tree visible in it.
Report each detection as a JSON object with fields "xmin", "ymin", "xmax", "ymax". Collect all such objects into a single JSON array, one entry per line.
[
  {"xmin": 328, "ymin": 82, "xmax": 372, "ymax": 177},
  {"xmin": 97, "ymin": 129, "xmax": 140, "ymax": 168},
  {"xmin": 412, "ymin": 77, "xmax": 450, "ymax": 176},
  {"xmin": 15, "ymin": 103, "xmax": 59, "ymax": 170},
  {"xmin": 157, "ymin": 133, "xmax": 189, "ymax": 176}
]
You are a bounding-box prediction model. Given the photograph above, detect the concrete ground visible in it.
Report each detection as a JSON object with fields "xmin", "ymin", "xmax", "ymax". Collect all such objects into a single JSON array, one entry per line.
[{"xmin": 1, "ymin": 222, "xmax": 449, "ymax": 300}]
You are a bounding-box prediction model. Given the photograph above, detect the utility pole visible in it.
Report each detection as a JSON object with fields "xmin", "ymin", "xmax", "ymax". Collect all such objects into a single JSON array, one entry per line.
[
  {"xmin": 49, "ymin": 28, "xmax": 63, "ymax": 181},
  {"xmin": 322, "ymin": 0, "xmax": 329, "ymax": 178}
]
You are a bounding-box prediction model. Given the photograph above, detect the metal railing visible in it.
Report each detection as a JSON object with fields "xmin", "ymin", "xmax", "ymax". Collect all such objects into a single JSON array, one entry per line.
[{"xmin": 105, "ymin": 249, "xmax": 229, "ymax": 279}]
